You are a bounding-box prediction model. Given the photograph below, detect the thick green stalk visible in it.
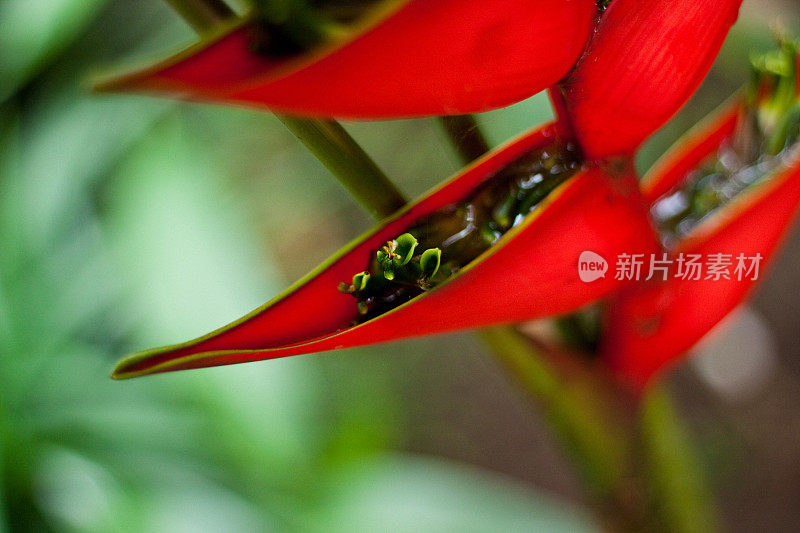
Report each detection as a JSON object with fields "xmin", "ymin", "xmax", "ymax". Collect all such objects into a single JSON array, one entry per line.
[
  {"xmin": 639, "ymin": 385, "xmax": 718, "ymax": 533},
  {"xmin": 480, "ymin": 327, "xmax": 631, "ymax": 498},
  {"xmin": 439, "ymin": 115, "xmax": 491, "ymax": 163},
  {"xmin": 165, "ymin": 0, "xmax": 407, "ymax": 219},
  {"xmin": 277, "ymin": 117, "xmax": 407, "ymax": 218}
]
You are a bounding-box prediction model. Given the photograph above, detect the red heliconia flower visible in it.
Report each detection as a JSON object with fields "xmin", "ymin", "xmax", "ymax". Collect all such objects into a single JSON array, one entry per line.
[
  {"xmin": 95, "ymin": 0, "xmax": 597, "ymax": 118},
  {"xmin": 603, "ymin": 66, "xmax": 800, "ymax": 388},
  {"xmin": 105, "ymin": 0, "xmax": 756, "ymax": 380},
  {"xmin": 112, "ymin": 124, "xmax": 658, "ymax": 379},
  {"xmin": 557, "ymin": 0, "xmax": 743, "ymax": 159}
]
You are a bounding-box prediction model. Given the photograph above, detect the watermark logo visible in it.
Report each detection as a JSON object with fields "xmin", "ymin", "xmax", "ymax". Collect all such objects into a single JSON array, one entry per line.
[
  {"xmin": 578, "ymin": 250, "xmax": 608, "ymax": 282},
  {"xmin": 578, "ymin": 251, "xmax": 764, "ymax": 282}
]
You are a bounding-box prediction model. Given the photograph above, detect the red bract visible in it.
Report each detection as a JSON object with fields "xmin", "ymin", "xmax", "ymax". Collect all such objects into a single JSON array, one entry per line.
[
  {"xmin": 96, "ymin": 0, "xmax": 596, "ymax": 118},
  {"xmin": 113, "ymin": 124, "xmax": 658, "ymax": 379},
  {"xmin": 602, "ymin": 99, "xmax": 800, "ymax": 388},
  {"xmin": 558, "ymin": 0, "xmax": 742, "ymax": 159}
]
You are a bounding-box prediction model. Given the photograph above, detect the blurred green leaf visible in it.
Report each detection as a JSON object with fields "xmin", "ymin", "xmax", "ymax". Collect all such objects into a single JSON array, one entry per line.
[
  {"xmin": 310, "ymin": 454, "xmax": 595, "ymax": 533},
  {"xmin": 0, "ymin": 0, "xmax": 108, "ymax": 101}
]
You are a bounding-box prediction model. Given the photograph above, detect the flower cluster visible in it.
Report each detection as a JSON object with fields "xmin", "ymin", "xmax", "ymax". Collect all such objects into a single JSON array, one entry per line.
[{"xmin": 102, "ymin": 0, "xmax": 800, "ymax": 390}]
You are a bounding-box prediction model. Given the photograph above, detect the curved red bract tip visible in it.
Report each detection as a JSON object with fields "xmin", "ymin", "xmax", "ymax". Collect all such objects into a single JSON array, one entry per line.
[
  {"xmin": 640, "ymin": 98, "xmax": 740, "ymax": 204},
  {"xmin": 603, "ymin": 100, "xmax": 800, "ymax": 389},
  {"xmin": 559, "ymin": 0, "xmax": 742, "ymax": 159},
  {"xmin": 113, "ymin": 124, "xmax": 658, "ymax": 379},
  {"xmin": 97, "ymin": 0, "xmax": 597, "ymax": 119}
]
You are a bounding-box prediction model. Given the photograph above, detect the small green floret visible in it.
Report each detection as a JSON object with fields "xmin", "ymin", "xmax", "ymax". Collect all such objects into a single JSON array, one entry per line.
[
  {"xmin": 420, "ymin": 248, "xmax": 442, "ymax": 279},
  {"xmin": 352, "ymin": 272, "xmax": 370, "ymax": 291},
  {"xmin": 394, "ymin": 233, "xmax": 418, "ymax": 267}
]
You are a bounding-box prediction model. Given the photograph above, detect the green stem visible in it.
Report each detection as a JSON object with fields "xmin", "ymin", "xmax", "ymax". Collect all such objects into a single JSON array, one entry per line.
[
  {"xmin": 277, "ymin": 117, "xmax": 407, "ymax": 218},
  {"xmin": 480, "ymin": 328, "xmax": 632, "ymax": 501},
  {"xmin": 439, "ymin": 115, "xmax": 492, "ymax": 163},
  {"xmin": 164, "ymin": 0, "xmax": 235, "ymax": 33},
  {"xmin": 639, "ymin": 385, "xmax": 718, "ymax": 533},
  {"xmin": 164, "ymin": 0, "xmax": 407, "ymax": 219}
]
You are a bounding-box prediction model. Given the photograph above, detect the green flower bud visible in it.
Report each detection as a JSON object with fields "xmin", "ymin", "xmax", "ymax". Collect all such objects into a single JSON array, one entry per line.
[
  {"xmin": 420, "ymin": 248, "xmax": 442, "ymax": 278},
  {"xmin": 394, "ymin": 233, "xmax": 418, "ymax": 266}
]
